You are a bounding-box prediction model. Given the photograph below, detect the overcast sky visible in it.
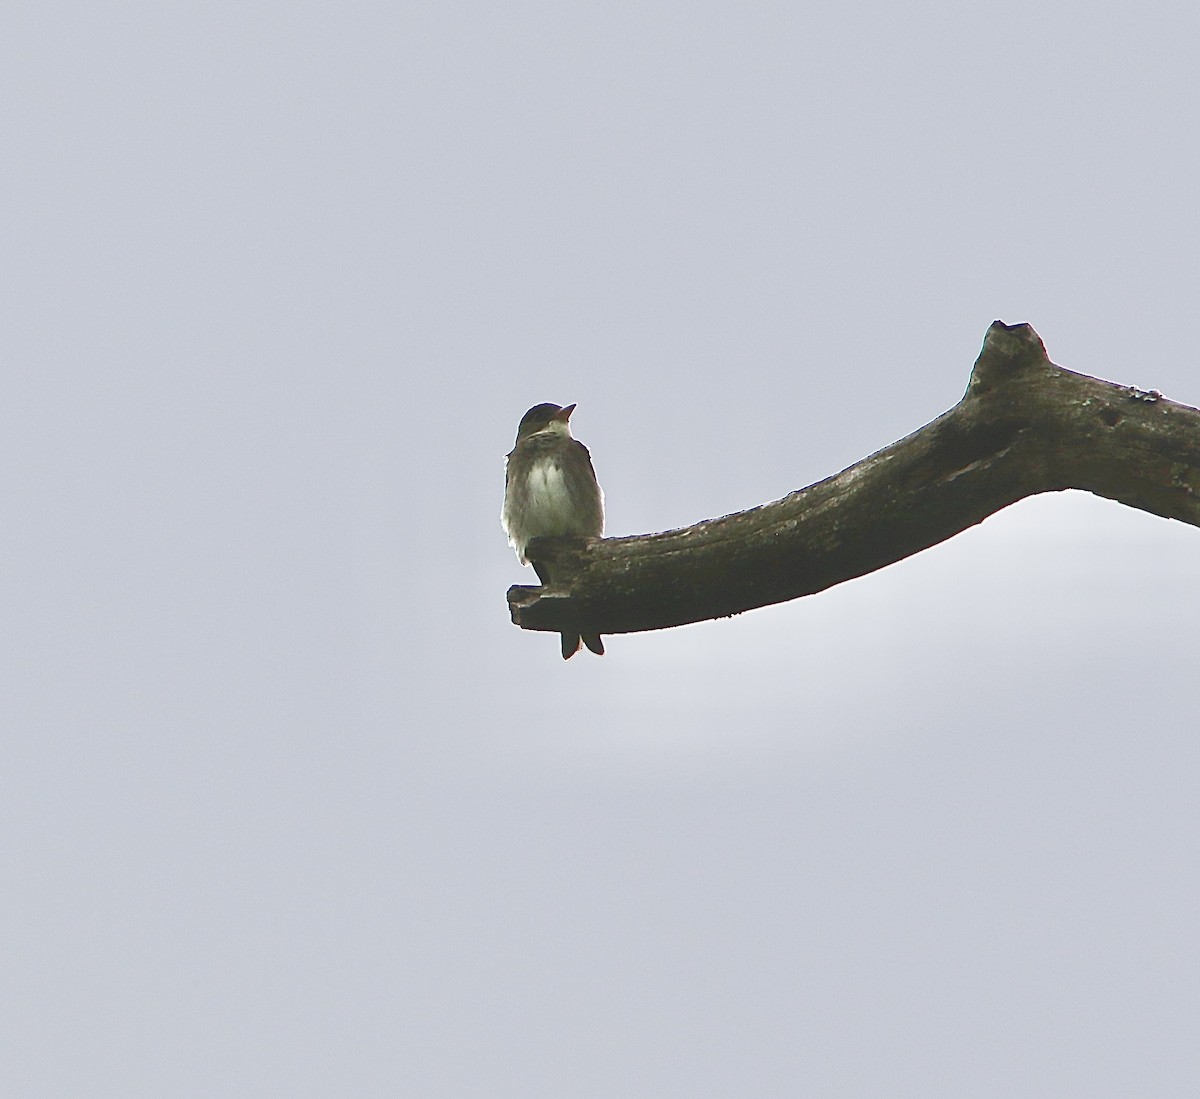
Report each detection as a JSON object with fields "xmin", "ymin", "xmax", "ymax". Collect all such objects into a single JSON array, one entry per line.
[{"xmin": 4, "ymin": 2, "xmax": 1199, "ymax": 1095}]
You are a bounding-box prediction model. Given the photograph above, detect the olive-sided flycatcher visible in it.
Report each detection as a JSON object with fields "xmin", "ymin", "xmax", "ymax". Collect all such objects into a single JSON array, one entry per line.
[{"xmin": 502, "ymin": 402, "xmax": 605, "ymax": 659}]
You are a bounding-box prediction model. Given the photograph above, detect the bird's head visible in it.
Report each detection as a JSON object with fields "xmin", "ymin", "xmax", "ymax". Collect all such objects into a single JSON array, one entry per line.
[{"xmin": 514, "ymin": 402, "xmax": 576, "ymax": 443}]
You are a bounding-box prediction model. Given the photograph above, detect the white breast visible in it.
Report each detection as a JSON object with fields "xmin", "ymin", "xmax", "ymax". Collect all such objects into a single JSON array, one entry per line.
[
  {"xmin": 527, "ymin": 459, "xmax": 569, "ymax": 504},
  {"xmin": 503, "ymin": 456, "xmax": 579, "ymax": 563}
]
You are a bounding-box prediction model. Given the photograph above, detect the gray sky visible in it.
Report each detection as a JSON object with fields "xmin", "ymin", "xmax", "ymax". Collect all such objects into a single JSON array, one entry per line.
[{"xmin": 4, "ymin": 2, "xmax": 1199, "ymax": 1095}]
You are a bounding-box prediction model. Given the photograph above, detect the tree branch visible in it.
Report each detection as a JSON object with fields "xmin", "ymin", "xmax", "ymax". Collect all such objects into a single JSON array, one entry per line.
[{"xmin": 507, "ymin": 321, "xmax": 1200, "ymax": 640}]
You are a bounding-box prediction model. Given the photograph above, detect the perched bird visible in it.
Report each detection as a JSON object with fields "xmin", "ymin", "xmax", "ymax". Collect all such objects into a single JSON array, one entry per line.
[{"xmin": 502, "ymin": 402, "xmax": 605, "ymax": 659}]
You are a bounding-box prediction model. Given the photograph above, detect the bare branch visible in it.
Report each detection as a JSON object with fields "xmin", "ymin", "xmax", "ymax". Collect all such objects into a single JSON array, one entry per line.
[{"xmin": 508, "ymin": 321, "xmax": 1200, "ymax": 640}]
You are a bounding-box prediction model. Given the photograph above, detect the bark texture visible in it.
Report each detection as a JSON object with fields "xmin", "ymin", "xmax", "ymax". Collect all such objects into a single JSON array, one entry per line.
[{"xmin": 507, "ymin": 322, "xmax": 1200, "ymax": 640}]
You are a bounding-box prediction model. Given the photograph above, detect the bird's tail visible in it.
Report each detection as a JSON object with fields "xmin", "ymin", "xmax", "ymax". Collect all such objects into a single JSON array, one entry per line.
[{"xmin": 561, "ymin": 632, "xmax": 605, "ymax": 660}]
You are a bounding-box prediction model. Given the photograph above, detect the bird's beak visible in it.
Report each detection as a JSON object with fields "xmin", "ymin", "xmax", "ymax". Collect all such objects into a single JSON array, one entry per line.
[{"xmin": 552, "ymin": 404, "xmax": 576, "ymax": 422}]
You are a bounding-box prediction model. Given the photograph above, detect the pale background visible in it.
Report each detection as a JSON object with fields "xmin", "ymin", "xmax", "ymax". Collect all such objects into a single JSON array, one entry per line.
[{"xmin": 3, "ymin": 2, "xmax": 1198, "ymax": 1095}]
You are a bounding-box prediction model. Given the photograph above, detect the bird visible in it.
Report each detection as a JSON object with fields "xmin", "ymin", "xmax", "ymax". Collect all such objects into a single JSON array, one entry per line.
[{"xmin": 502, "ymin": 402, "xmax": 605, "ymax": 659}]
